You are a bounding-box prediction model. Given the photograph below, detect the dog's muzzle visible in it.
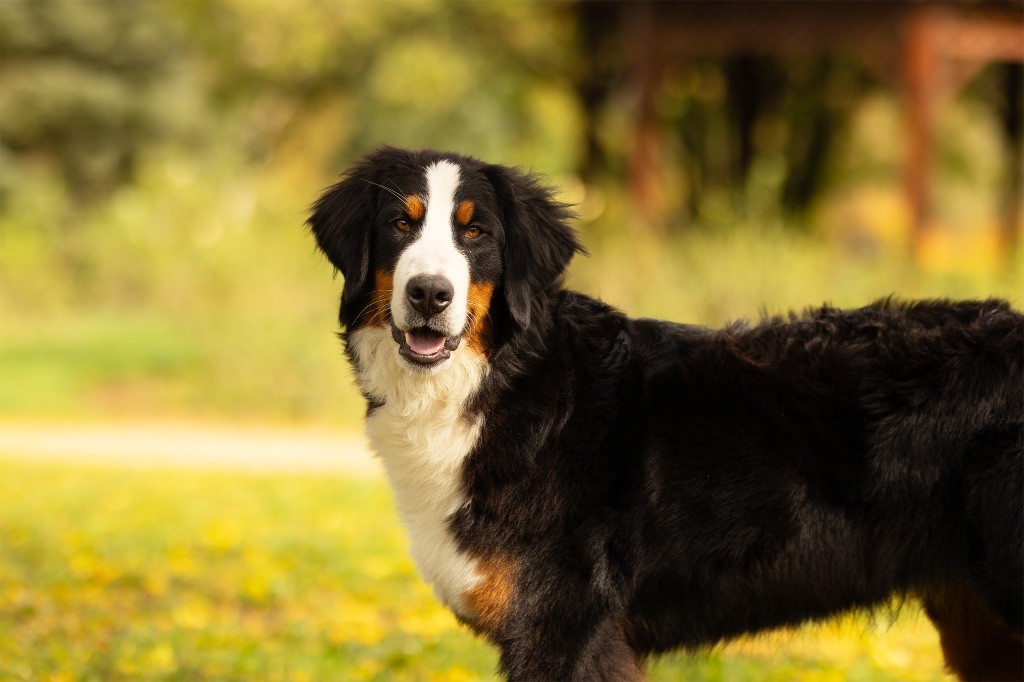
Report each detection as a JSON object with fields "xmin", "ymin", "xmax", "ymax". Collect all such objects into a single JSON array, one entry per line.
[{"xmin": 392, "ymin": 323, "xmax": 462, "ymax": 366}]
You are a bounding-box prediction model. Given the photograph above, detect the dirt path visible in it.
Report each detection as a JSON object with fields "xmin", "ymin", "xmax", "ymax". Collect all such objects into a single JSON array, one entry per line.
[{"xmin": 0, "ymin": 421, "xmax": 381, "ymax": 476}]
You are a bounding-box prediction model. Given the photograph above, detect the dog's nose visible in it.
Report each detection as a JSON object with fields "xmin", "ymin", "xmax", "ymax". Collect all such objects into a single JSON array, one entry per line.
[{"xmin": 406, "ymin": 275, "xmax": 454, "ymax": 318}]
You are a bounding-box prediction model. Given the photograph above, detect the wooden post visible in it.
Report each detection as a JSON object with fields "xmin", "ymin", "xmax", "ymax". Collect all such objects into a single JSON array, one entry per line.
[
  {"xmin": 627, "ymin": 1, "xmax": 664, "ymax": 230},
  {"xmin": 903, "ymin": 8, "xmax": 940, "ymax": 259}
]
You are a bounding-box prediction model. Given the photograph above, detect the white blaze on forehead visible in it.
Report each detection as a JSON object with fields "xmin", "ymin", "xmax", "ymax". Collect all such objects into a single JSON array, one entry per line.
[
  {"xmin": 391, "ymin": 160, "xmax": 471, "ymax": 335},
  {"xmin": 423, "ymin": 160, "xmax": 460, "ymax": 239}
]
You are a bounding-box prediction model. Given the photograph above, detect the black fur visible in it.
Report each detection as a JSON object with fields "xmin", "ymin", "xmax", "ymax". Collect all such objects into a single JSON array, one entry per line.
[
  {"xmin": 461, "ymin": 294, "xmax": 1023, "ymax": 680},
  {"xmin": 310, "ymin": 148, "xmax": 1024, "ymax": 681},
  {"xmin": 482, "ymin": 163, "xmax": 585, "ymax": 331},
  {"xmin": 308, "ymin": 152, "xmax": 380, "ymax": 314}
]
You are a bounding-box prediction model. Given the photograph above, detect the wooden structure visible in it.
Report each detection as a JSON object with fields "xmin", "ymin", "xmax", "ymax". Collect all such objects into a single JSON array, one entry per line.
[{"xmin": 579, "ymin": 1, "xmax": 1024, "ymax": 249}]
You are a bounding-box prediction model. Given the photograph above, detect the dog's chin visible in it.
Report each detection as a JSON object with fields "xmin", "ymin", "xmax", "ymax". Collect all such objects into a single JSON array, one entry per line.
[{"xmin": 391, "ymin": 323, "xmax": 462, "ymax": 369}]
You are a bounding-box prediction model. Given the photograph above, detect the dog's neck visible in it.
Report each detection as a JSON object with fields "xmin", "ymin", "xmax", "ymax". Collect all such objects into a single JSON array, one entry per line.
[{"xmin": 347, "ymin": 325, "xmax": 488, "ymax": 613}]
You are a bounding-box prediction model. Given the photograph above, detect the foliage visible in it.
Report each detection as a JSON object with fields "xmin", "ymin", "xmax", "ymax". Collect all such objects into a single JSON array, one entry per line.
[
  {"xmin": 1, "ymin": 0, "xmax": 1016, "ymax": 221},
  {"xmin": 0, "ymin": 459, "xmax": 951, "ymax": 681},
  {"xmin": 0, "ymin": 0, "xmax": 201, "ymax": 199},
  {"xmin": 1, "ymin": 0, "xmax": 1018, "ymax": 426}
]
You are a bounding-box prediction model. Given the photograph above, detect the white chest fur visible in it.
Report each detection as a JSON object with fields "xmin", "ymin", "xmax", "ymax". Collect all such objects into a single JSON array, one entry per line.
[{"xmin": 349, "ymin": 326, "xmax": 486, "ymax": 613}]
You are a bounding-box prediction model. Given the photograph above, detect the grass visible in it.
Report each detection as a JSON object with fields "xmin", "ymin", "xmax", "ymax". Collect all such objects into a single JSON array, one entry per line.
[
  {"xmin": 0, "ymin": 460, "xmax": 494, "ymax": 682},
  {"xmin": 0, "ymin": 315, "xmax": 201, "ymax": 417},
  {"xmin": 1, "ymin": 458, "xmax": 952, "ymax": 681}
]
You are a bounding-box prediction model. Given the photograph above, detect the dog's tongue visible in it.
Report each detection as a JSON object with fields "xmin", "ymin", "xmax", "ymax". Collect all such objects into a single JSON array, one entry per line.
[{"xmin": 406, "ymin": 328, "xmax": 446, "ymax": 355}]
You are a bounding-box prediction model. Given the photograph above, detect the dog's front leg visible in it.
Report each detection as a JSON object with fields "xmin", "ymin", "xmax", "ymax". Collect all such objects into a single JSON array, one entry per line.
[{"xmin": 497, "ymin": 607, "xmax": 644, "ymax": 681}]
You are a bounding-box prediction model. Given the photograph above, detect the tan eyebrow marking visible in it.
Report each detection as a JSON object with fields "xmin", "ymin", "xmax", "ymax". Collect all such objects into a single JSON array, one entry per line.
[
  {"xmin": 405, "ymin": 195, "xmax": 424, "ymax": 221},
  {"xmin": 456, "ymin": 199, "xmax": 475, "ymax": 226}
]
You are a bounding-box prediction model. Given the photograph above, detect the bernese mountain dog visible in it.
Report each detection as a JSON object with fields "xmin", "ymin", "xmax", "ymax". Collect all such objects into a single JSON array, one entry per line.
[{"xmin": 307, "ymin": 146, "xmax": 1023, "ymax": 681}]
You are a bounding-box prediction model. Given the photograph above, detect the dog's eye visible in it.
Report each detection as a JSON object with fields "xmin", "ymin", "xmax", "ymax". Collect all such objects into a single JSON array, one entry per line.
[
  {"xmin": 393, "ymin": 218, "xmax": 410, "ymax": 232},
  {"xmin": 465, "ymin": 225, "xmax": 482, "ymax": 239}
]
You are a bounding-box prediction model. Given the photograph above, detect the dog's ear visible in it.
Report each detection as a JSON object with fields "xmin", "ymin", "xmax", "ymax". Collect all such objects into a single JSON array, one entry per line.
[
  {"xmin": 307, "ymin": 155, "xmax": 383, "ymax": 311},
  {"xmin": 484, "ymin": 164, "xmax": 586, "ymax": 331}
]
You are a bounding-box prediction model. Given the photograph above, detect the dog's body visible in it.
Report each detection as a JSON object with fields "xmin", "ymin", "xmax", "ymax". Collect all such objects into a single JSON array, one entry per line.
[{"xmin": 309, "ymin": 147, "xmax": 1024, "ymax": 680}]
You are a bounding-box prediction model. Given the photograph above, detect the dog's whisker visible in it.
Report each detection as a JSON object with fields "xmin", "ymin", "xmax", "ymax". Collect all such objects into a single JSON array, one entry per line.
[
  {"xmin": 466, "ymin": 302, "xmax": 493, "ymax": 325},
  {"xmin": 351, "ymin": 295, "xmax": 393, "ymax": 325},
  {"xmin": 360, "ymin": 175, "xmax": 403, "ymax": 201}
]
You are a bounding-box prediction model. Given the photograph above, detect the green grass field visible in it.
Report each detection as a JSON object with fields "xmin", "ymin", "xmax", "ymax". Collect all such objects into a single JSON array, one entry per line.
[{"xmin": 1, "ymin": 457, "xmax": 952, "ymax": 681}]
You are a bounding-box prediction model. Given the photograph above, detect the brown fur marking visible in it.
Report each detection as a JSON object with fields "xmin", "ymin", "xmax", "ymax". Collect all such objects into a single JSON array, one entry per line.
[
  {"xmin": 923, "ymin": 581, "xmax": 1024, "ymax": 681},
  {"xmin": 353, "ymin": 270, "xmax": 393, "ymax": 329},
  {"xmin": 465, "ymin": 282, "xmax": 494, "ymax": 356},
  {"xmin": 456, "ymin": 199, "xmax": 475, "ymax": 226},
  {"xmin": 464, "ymin": 555, "xmax": 515, "ymax": 633},
  {"xmin": 405, "ymin": 195, "xmax": 424, "ymax": 221}
]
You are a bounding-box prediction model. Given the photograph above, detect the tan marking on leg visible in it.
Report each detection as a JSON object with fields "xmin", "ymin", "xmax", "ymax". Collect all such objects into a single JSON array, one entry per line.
[
  {"xmin": 405, "ymin": 195, "xmax": 424, "ymax": 221},
  {"xmin": 464, "ymin": 555, "xmax": 515, "ymax": 633},
  {"xmin": 923, "ymin": 580, "xmax": 1024, "ymax": 681},
  {"xmin": 353, "ymin": 270, "xmax": 393, "ymax": 330},
  {"xmin": 465, "ymin": 282, "xmax": 494, "ymax": 356},
  {"xmin": 456, "ymin": 199, "xmax": 475, "ymax": 226}
]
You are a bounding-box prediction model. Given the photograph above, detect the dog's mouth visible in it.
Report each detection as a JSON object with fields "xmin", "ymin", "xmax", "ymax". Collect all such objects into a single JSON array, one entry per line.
[{"xmin": 392, "ymin": 324, "xmax": 462, "ymax": 366}]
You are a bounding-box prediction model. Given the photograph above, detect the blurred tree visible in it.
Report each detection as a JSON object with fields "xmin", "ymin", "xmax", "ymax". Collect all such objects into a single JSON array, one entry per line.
[
  {"xmin": 0, "ymin": 0, "xmax": 583, "ymax": 212},
  {"xmin": 1, "ymin": 0, "xmax": 1016, "ymax": 250},
  {"xmin": 0, "ymin": 0, "xmax": 203, "ymax": 204},
  {"xmin": 166, "ymin": 0, "xmax": 580, "ymax": 177}
]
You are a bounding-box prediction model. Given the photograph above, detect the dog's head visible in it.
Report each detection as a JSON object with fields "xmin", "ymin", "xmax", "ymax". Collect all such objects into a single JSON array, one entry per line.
[{"xmin": 308, "ymin": 147, "xmax": 584, "ymax": 370}]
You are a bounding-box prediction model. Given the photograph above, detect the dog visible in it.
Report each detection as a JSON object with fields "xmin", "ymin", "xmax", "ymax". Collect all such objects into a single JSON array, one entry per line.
[{"xmin": 307, "ymin": 146, "xmax": 1023, "ymax": 681}]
